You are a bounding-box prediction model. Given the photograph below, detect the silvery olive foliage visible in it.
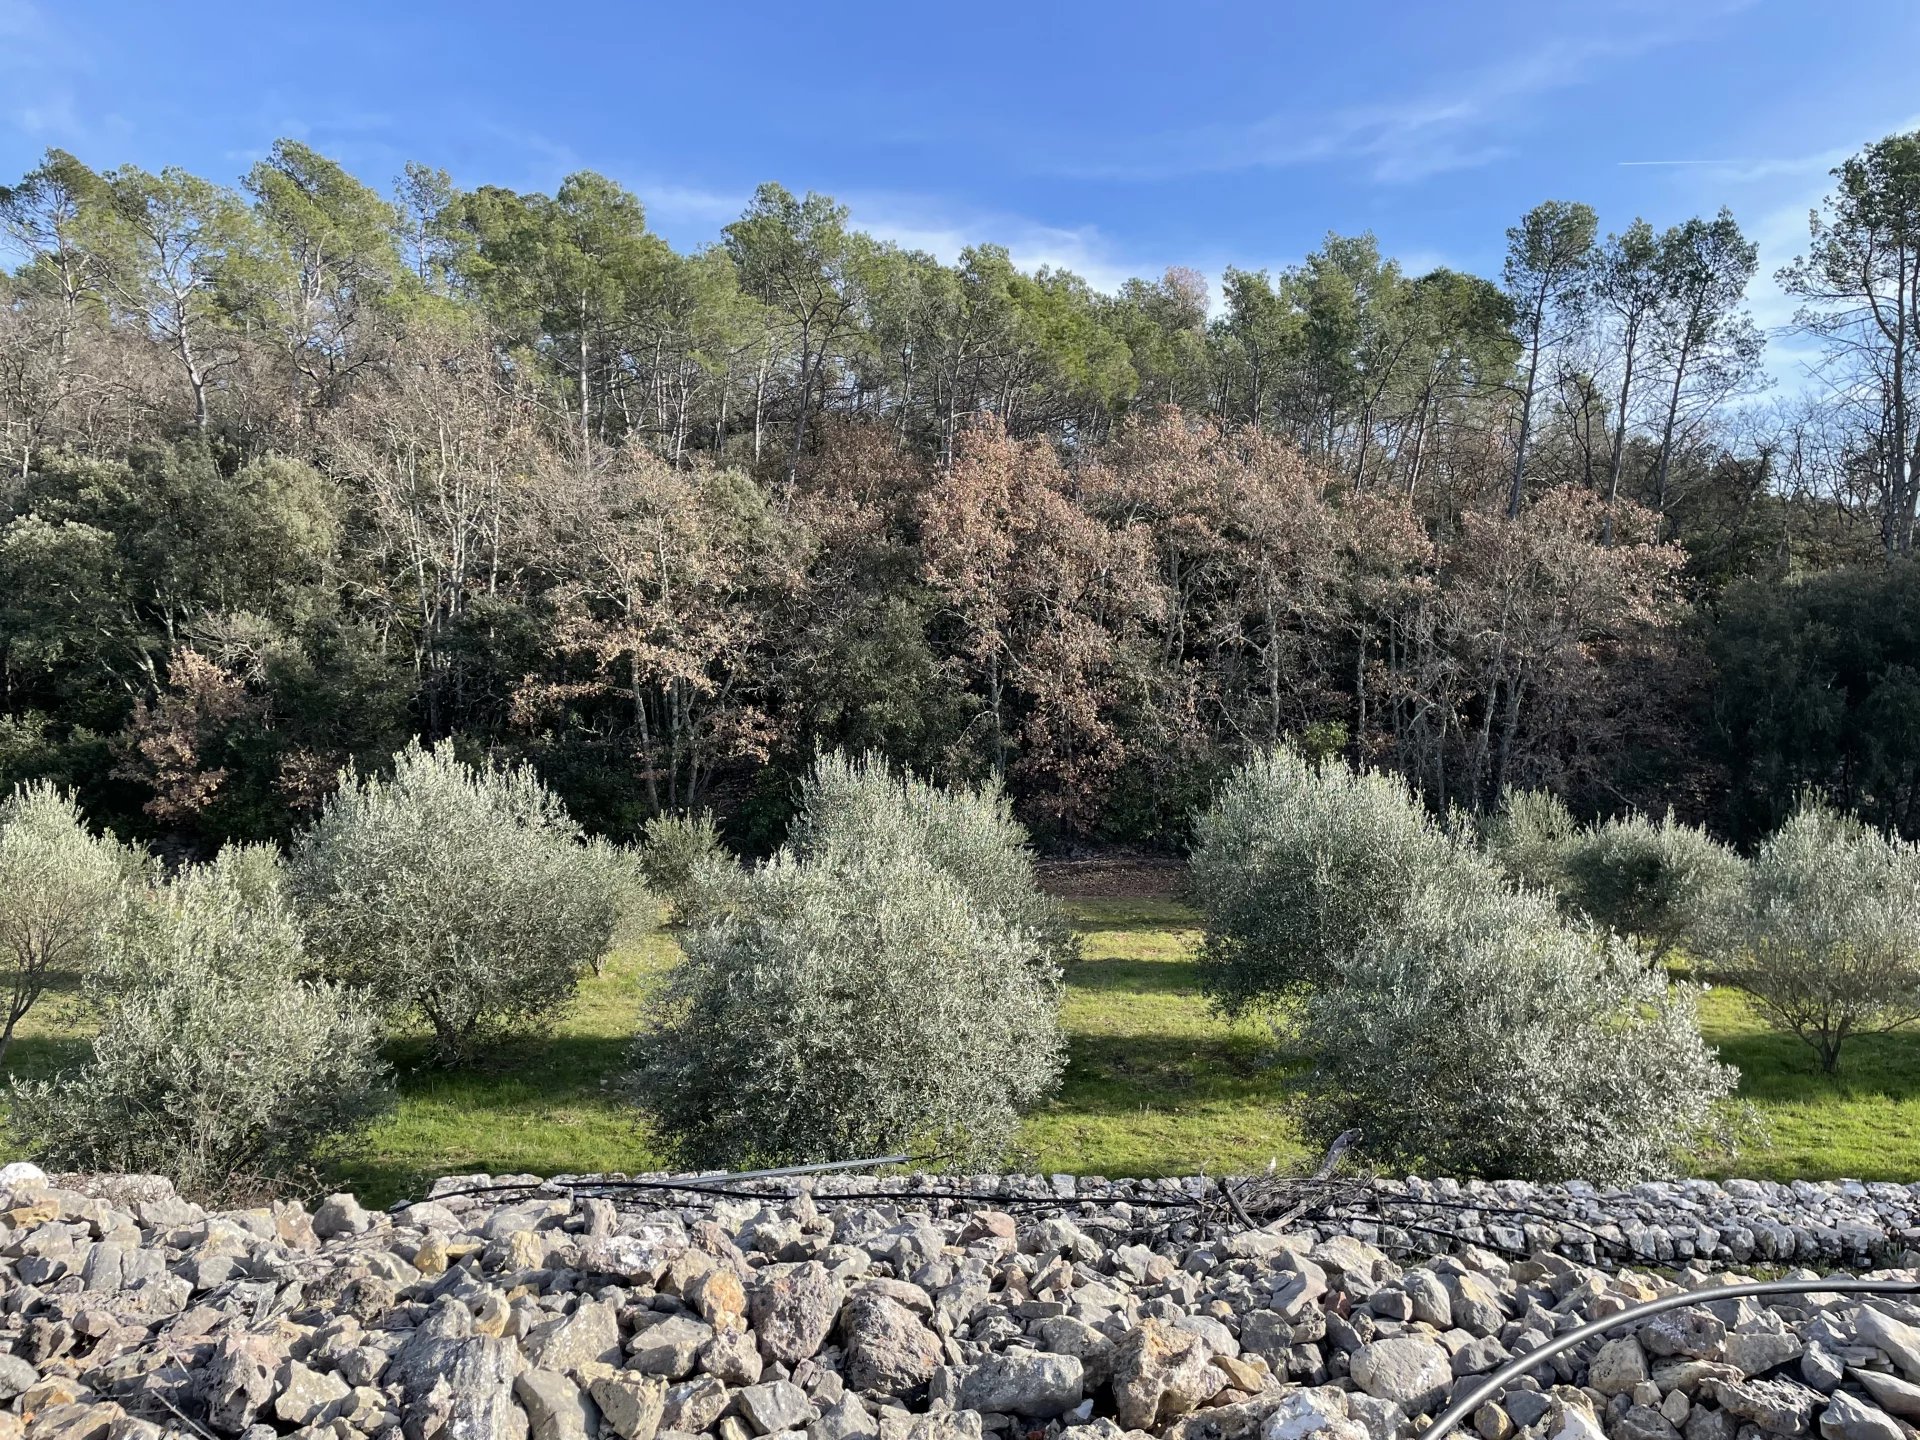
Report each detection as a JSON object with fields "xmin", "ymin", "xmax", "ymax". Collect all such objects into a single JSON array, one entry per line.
[
  {"xmin": 290, "ymin": 740, "xmax": 639, "ymax": 1060},
  {"xmin": 8, "ymin": 845, "xmax": 390, "ymax": 1201},
  {"xmin": 1190, "ymin": 745, "xmax": 1477, "ymax": 1014},
  {"xmin": 1480, "ymin": 787, "xmax": 1580, "ymax": 896},
  {"xmin": 1719, "ymin": 798, "xmax": 1920, "ymax": 1073},
  {"xmin": 1300, "ymin": 880, "xmax": 1739, "ymax": 1181},
  {"xmin": 632, "ymin": 754, "xmax": 1067, "ymax": 1169},
  {"xmin": 786, "ymin": 751, "xmax": 1076, "ymax": 970},
  {"xmin": 1195, "ymin": 748, "xmax": 1737, "ymax": 1180},
  {"xmin": 1484, "ymin": 792, "xmax": 1746, "ymax": 962},
  {"xmin": 638, "ymin": 809, "xmax": 745, "ymax": 927},
  {"xmin": 1560, "ymin": 810, "xmax": 1746, "ymax": 963},
  {"xmin": 632, "ymin": 847, "xmax": 1064, "ymax": 1169},
  {"xmin": 0, "ymin": 783, "xmax": 146, "ymax": 1064}
]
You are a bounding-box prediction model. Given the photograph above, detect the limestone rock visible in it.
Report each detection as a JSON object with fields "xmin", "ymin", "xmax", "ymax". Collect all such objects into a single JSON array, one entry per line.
[
  {"xmin": 842, "ymin": 1295, "xmax": 941, "ymax": 1397},
  {"xmin": 1349, "ymin": 1336, "xmax": 1453, "ymax": 1412},
  {"xmin": 956, "ymin": 1350, "xmax": 1083, "ymax": 1417}
]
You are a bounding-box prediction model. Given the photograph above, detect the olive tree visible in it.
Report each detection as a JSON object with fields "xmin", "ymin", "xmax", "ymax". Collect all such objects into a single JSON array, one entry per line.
[
  {"xmin": 787, "ymin": 751, "xmax": 1075, "ymax": 970},
  {"xmin": 0, "ymin": 783, "xmax": 144, "ymax": 1064},
  {"xmin": 290, "ymin": 740, "xmax": 640, "ymax": 1060},
  {"xmin": 632, "ymin": 845, "xmax": 1064, "ymax": 1170},
  {"xmin": 1190, "ymin": 746, "xmax": 1473, "ymax": 1014},
  {"xmin": 638, "ymin": 809, "xmax": 744, "ymax": 927},
  {"xmin": 9, "ymin": 845, "xmax": 389, "ymax": 1200},
  {"xmin": 1719, "ymin": 799, "xmax": 1920, "ymax": 1073},
  {"xmin": 1561, "ymin": 811, "xmax": 1746, "ymax": 964},
  {"xmin": 1300, "ymin": 880, "xmax": 1737, "ymax": 1181},
  {"xmin": 1480, "ymin": 788, "xmax": 1579, "ymax": 896}
]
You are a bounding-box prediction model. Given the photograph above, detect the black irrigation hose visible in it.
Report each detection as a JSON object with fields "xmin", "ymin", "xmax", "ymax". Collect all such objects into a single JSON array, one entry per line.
[
  {"xmin": 1424, "ymin": 1277, "xmax": 1920, "ymax": 1440},
  {"xmin": 426, "ymin": 1178, "xmax": 1209, "ymax": 1211}
]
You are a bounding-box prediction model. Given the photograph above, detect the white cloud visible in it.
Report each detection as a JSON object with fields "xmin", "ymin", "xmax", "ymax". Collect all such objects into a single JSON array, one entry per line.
[
  {"xmin": 640, "ymin": 182, "xmax": 749, "ymax": 227},
  {"xmin": 836, "ymin": 192, "xmax": 1174, "ymax": 296},
  {"xmin": 1647, "ymin": 119, "xmax": 1920, "ymax": 393},
  {"xmin": 1063, "ymin": 10, "xmax": 1748, "ymax": 185}
]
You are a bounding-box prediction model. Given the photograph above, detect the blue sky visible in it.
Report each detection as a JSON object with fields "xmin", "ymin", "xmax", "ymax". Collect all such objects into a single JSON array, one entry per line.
[{"xmin": 4, "ymin": 0, "xmax": 1917, "ymax": 380}]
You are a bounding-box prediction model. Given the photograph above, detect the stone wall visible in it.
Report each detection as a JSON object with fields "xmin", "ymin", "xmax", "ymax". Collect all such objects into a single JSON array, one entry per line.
[{"xmin": 6, "ymin": 1166, "xmax": 1920, "ymax": 1440}]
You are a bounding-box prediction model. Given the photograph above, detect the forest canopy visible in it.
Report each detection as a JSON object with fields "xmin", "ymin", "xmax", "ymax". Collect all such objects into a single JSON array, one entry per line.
[{"xmin": 4, "ymin": 134, "xmax": 1920, "ymax": 851}]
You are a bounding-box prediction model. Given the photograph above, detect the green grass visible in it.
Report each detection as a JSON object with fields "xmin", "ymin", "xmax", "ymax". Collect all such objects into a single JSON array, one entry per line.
[
  {"xmin": 1695, "ymin": 982, "xmax": 1920, "ymax": 1182},
  {"xmin": 11, "ymin": 895, "xmax": 1920, "ymax": 1205},
  {"xmin": 1016, "ymin": 898, "xmax": 1304, "ymax": 1178}
]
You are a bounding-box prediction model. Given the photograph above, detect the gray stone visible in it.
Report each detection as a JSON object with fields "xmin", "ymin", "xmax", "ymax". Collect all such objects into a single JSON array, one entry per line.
[
  {"xmin": 1847, "ymin": 1368, "xmax": 1920, "ymax": 1421},
  {"xmin": 0, "ymin": 1353, "xmax": 39, "ymax": 1399},
  {"xmin": 740, "ymin": 1380, "xmax": 814, "ymax": 1435},
  {"xmin": 1851, "ymin": 1306, "xmax": 1920, "ymax": 1381},
  {"xmin": 753, "ymin": 1262, "xmax": 844, "ymax": 1365},
  {"xmin": 663, "ymin": 1376, "xmax": 732, "ymax": 1434},
  {"xmin": 1034, "ymin": 1314, "xmax": 1116, "ymax": 1387},
  {"xmin": 1402, "ymin": 1270, "xmax": 1453, "ymax": 1329},
  {"xmin": 1618, "ymin": 1405, "xmax": 1682, "ymax": 1440},
  {"xmin": 1802, "ymin": 1343, "xmax": 1846, "ymax": 1393},
  {"xmin": 204, "ymin": 1332, "xmax": 285, "ymax": 1435},
  {"xmin": 1725, "ymin": 1330, "xmax": 1803, "ymax": 1377},
  {"xmin": 703, "ymin": 1327, "xmax": 766, "ymax": 1386},
  {"xmin": 628, "ymin": 1314, "xmax": 715, "ymax": 1379},
  {"xmin": 516, "ymin": 1369, "xmax": 599, "ymax": 1440},
  {"xmin": 1644, "ymin": 1310, "xmax": 1729, "ymax": 1361},
  {"xmin": 1111, "ymin": 1317, "xmax": 1225, "ymax": 1431},
  {"xmin": 591, "ymin": 1373, "xmax": 667, "ymax": 1440},
  {"xmin": 1349, "ymin": 1336, "xmax": 1453, "ymax": 1411},
  {"xmin": 1683, "ymin": 1405, "xmax": 1737, "ymax": 1440},
  {"xmin": 842, "ymin": 1294, "xmax": 942, "ymax": 1397},
  {"xmin": 956, "ymin": 1351, "xmax": 1083, "ymax": 1417},
  {"xmin": 1820, "ymin": 1391, "xmax": 1906, "ymax": 1440},
  {"xmin": 271, "ymin": 1361, "xmax": 350, "ymax": 1426},
  {"xmin": 809, "ymin": 1396, "xmax": 878, "ymax": 1440},
  {"xmin": 390, "ymin": 1299, "xmax": 528, "ymax": 1440},
  {"xmin": 1446, "ymin": 1273, "xmax": 1506, "ymax": 1338},
  {"xmin": 312, "ymin": 1193, "xmax": 372, "ymax": 1240},
  {"xmin": 1590, "ymin": 1336, "xmax": 1651, "ymax": 1396},
  {"xmin": 1259, "ymin": 1388, "xmax": 1366, "ymax": 1440},
  {"xmin": 524, "ymin": 1298, "xmax": 622, "ymax": 1372},
  {"xmin": 1705, "ymin": 1376, "xmax": 1823, "ymax": 1437}
]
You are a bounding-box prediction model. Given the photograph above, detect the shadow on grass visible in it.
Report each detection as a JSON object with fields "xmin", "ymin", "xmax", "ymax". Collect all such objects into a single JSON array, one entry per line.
[
  {"xmin": 383, "ymin": 1032, "xmax": 635, "ymax": 1106},
  {"xmin": 1062, "ymin": 1031, "xmax": 1285, "ymax": 1095},
  {"xmin": 1708, "ymin": 1024, "xmax": 1920, "ymax": 1105},
  {"xmin": 1068, "ymin": 958, "xmax": 1212, "ymax": 997},
  {"xmin": 1062, "ymin": 897, "xmax": 1198, "ymax": 928},
  {"xmin": 2, "ymin": 1032, "xmax": 93, "ymax": 1083}
]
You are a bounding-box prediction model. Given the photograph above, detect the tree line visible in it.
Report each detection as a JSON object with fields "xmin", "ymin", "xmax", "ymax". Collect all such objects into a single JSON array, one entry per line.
[{"xmin": 4, "ymin": 131, "xmax": 1920, "ymax": 848}]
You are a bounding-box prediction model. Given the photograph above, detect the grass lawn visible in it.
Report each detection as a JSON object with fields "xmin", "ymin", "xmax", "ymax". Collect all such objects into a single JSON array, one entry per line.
[{"xmin": 8, "ymin": 894, "xmax": 1920, "ymax": 1205}]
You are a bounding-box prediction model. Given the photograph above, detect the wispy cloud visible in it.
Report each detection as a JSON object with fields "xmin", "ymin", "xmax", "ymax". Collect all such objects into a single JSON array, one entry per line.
[
  {"xmin": 1643, "ymin": 120, "xmax": 1920, "ymax": 393},
  {"xmin": 1067, "ymin": 10, "xmax": 1747, "ymax": 185},
  {"xmin": 641, "ymin": 182, "xmax": 749, "ymax": 227},
  {"xmin": 840, "ymin": 193, "xmax": 1153, "ymax": 295}
]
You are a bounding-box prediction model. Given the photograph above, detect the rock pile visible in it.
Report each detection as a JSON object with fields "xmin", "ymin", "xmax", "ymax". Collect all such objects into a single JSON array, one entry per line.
[{"xmin": 6, "ymin": 1166, "xmax": 1920, "ymax": 1440}]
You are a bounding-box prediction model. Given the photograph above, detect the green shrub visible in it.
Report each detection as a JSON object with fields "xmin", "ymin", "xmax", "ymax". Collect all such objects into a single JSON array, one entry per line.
[
  {"xmin": 1719, "ymin": 798, "xmax": 1920, "ymax": 1073},
  {"xmin": 1561, "ymin": 811, "xmax": 1746, "ymax": 962},
  {"xmin": 290, "ymin": 740, "xmax": 631, "ymax": 1060},
  {"xmin": 0, "ymin": 783, "xmax": 145, "ymax": 1064},
  {"xmin": 586, "ymin": 836, "xmax": 658, "ymax": 975},
  {"xmin": 1193, "ymin": 748, "xmax": 1739, "ymax": 1179},
  {"xmin": 1189, "ymin": 746, "xmax": 1475, "ymax": 1014},
  {"xmin": 638, "ymin": 810, "xmax": 743, "ymax": 926},
  {"xmin": 1481, "ymin": 788, "xmax": 1579, "ymax": 896},
  {"xmin": 786, "ymin": 751, "xmax": 1075, "ymax": 969},
  {"xmin": 632, "ymin": 847, "xmax": 1063, "ymax": 1169},
  {"xmin": 9, "ymin": 846, "xmax": 390, "ymax": 1201},
  {"xmin": 1299, "ymin": 881, "xmax": 1737, "ymax": 1181}
]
